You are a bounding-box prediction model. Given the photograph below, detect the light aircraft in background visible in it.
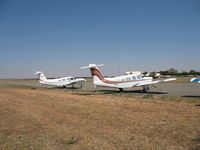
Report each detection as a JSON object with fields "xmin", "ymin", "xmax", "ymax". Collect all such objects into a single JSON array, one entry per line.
[
  {"xmin": 34, "ymin": 71, "xmax": 85, "ymax": 88},
  {"xmin": 191, "ymin": 78, "xmax": 200, "ymax": 83},
  {"xmin": 81, "ymin": 64, "xmax": 176, "ymax": 92}
]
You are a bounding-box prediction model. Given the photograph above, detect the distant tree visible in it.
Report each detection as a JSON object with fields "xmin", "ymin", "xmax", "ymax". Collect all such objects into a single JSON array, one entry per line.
[
  {"xmin": 189, "ymin": 70, "xmax": 200, "ymax": 76},
  {"xmin": 189, "ymin": 70, "xmax": 196, "ymax": 75},
  {"xmin": 158, "ymin": 68, "xmax": 200, "ymax": 76},
  {"xmin": 169, "ymin": 68, "xmax": 178, "ymax": 75},
  {"xmin": 180, "ymin": 71, "xmax": 188, "ymax": 76},
  {"xmin": 160, "ymin": 70, "xmax": 169, "ymax": 75}
]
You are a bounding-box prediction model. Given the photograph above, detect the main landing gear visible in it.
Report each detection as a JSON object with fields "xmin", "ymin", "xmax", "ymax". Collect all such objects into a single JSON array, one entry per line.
[
  {"xmin": 80, "ymin": 82, "xmax": 83, "ymax": 88},
  {"xmin": 143, "ymin": 85, "xmax": 149, "ymax": 93},
  {"xmin": 118, "ymin": 86, "xmax": 150, "ymax": 93},
  {"xmin": 119, "ymin": 88, "xmax": 124, "ymax": 92}
]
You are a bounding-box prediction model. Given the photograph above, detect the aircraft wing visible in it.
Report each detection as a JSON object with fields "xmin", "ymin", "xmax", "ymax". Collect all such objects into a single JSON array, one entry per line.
[
  {"xmin": 68, "ymin": 78, "xmax": 86, "ymax": 85},
  {"xmin": 191, "ymin": 78, "xmax": 200, "ymax": 83},
  {"xmin": 136, "ymin": 78, "xmax": 176, "ymax": 86}
]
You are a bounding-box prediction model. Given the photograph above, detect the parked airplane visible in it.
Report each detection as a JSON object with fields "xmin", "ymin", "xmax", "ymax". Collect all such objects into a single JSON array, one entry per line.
[
  {"xmin": 191, "ymin": 78, "xmax": 200, "ymax": 83},
  {"xmin": 34, "ymin": 71, "xmax": 85, "ymax": 88},
  {"xmin": 81, "ymin": 64, "xmax": 176, "ymax": 92}
]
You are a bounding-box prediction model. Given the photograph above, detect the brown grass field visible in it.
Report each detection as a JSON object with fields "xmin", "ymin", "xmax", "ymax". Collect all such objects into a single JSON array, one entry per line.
[{"xmin": 0, "ymin": 85, "xmax": 200, "ymax": 150}]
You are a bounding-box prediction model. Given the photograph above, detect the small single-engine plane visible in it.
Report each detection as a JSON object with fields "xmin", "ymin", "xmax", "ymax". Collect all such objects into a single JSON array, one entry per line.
[
  {"xmin": 81, "ymin": 64, "xmax": 176, "ymax": 92},
  {"xmin": 191, "ymin": 78, "xmax": 200, "ymax": 83},
  {"xmin": 34, "ymin": 71, "xmax": 85, "ymax": 88}
]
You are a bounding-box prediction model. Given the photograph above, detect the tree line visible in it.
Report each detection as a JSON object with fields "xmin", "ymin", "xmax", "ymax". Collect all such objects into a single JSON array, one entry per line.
[{"xmin": 159, "ymin": 68, "xmax": 200, "ymax": 76}]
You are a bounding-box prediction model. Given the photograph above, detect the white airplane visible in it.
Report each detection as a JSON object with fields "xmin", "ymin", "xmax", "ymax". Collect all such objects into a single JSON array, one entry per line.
[
  {"xmin": 34, "ymin": 71, "xmax": 85, "ymax": 88},
  {"xmin": 81, "ymin": 64, "xmax": 176, "ymax": 92},
  {"xmin": 191, "ymin": 78, "xmax": 200, "ymax": 83}
]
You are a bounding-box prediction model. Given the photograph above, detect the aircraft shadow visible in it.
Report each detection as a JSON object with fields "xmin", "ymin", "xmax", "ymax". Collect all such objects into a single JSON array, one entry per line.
[
  {"xmin": 182, "ymin": 95, "xmax": 200, "ymax": 98},
  {"xmin": 182, "ymin": 96, "xmax": 200, "ymax": 107},
  {"xmin": 50, "ymin": 87, "xmax": 82, "ymax": 90},
  {"xmin": 100, "ymin": 90, "xmax": 167, "ymax": 95}
]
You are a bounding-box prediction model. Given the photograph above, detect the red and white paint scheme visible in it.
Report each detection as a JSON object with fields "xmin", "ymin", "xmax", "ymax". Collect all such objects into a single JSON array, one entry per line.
[
  {"xmin": 81, "ymin": 64, "xmax": 176, "ymax": 92},
  {"xmin": 35, "ymin": 71, "xmax": 85, "ymax": 88}
]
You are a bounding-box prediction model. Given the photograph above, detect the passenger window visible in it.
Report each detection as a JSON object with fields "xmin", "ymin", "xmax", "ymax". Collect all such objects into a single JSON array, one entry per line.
[
  {"xmin": 137, "ymin": 75, "xmax": 142, "ymax": 79},
  {"xmin": 126, "ymin": 77, "xmax": 131, "ymax": 81},
  {"xmin": 132, "ymin": 76, "xmax": 136, "ymax": 80}
]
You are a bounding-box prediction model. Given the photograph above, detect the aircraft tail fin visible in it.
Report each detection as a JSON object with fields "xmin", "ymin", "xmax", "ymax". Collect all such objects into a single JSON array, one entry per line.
[
  {"xmin": 80, "ymin": 64, "xmax": 104, "ymax": 83},
  {"xmin": 34, "ymin": 71, "xmax": 47, "ymax": 81}
]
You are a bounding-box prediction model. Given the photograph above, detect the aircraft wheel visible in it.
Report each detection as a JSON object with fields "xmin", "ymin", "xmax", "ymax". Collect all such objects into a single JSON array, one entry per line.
[
  {"xmin": 143, "ymin": 86, "xmax": 149, "ymax": 93},
  {"xmin": 119, "ymin": 88, "xmax": 123, "ymax": 92},
  {"xmin": 80, "ymin": 83, "xmax": 83, "ymax": 88}
]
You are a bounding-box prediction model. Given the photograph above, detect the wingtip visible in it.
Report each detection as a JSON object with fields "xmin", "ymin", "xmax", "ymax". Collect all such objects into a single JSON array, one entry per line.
[{"xmin": 191, "ymin": 78, "xmax": 197, "ymax": 82}]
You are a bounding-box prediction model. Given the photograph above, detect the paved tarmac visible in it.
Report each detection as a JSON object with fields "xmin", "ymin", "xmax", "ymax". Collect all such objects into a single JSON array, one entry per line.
[{"xmin": 0, "ymin": 79, "xmax": 200, "ymax": 97}]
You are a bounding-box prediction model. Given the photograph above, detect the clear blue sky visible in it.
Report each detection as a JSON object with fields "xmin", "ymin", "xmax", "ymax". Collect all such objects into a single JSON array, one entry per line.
[{"xmin": 0, "ymin": 0, "xmax": 199, "ymax": 78}]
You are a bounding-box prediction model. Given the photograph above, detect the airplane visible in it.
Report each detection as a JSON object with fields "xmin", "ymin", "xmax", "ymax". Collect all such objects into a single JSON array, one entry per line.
[
  {"xmin": 191, "ymin": 78, "xmax": 200, "ymax": 83},
  {"xmin": 81, "ymin": 64, "xmax": 176, "ymax": 92},
  {"xmin": 34, "ymin": 71, "xmax": 85, "ymax": 88}
]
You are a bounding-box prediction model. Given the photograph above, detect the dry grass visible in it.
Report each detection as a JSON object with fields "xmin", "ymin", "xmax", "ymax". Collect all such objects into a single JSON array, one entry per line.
[{"xmin": 0, "ymin": 85, "xmax": 200, "ymax": 150}]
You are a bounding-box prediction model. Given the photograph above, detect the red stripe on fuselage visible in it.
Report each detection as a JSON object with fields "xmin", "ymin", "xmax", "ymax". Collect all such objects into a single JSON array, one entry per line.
[{"xmin": 90, "ymin": 68, "xmax": 147, "ymax": 84}]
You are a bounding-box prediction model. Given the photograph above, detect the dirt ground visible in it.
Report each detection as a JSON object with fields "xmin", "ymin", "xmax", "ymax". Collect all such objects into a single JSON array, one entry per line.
[{"xmin": 0, "ymin": 85, "xmax": 200, "ymax": 150}]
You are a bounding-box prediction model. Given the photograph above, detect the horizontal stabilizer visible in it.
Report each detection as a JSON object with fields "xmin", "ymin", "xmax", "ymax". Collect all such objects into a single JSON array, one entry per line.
[
  {"xmin": 34, "ymin": 71, "xmax": 43, "ymax": 75},
  {"xmin": 80, "ymin": 64, "xmax": 104, "ymax": 69}
]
